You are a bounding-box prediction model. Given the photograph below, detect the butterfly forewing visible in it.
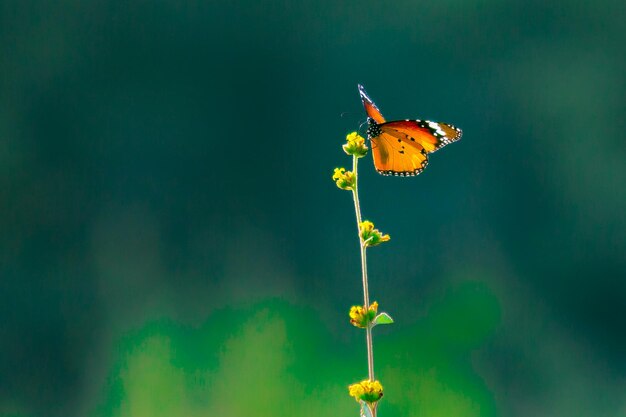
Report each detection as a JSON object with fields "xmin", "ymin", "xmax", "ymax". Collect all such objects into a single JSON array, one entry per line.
[
  {"xmin": 358, "ymin": 84, "xmax": 386, "ymax": 124},
  {"xmin": 380, "ymin": 120, "xmax": 462, "ymax": 154}
]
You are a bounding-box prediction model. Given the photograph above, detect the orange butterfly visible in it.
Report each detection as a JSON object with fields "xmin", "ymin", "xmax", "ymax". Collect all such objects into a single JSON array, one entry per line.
[{"xmin": 359, "ymin": 84, "xmax": 462, "ymax": 176}]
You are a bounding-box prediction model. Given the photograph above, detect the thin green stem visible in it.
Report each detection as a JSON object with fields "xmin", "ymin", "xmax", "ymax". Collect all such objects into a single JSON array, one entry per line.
[{"xmin": 351, "ymin": 155, "xmax": 375, "ymax": 381}]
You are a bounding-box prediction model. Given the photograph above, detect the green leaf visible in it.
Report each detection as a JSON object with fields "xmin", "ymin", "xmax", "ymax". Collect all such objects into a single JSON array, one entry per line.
[
  {"xmin": 359, "ymin": 400, "xmax": 373, "ymax": 417},
  {"xmin": 373, "ymin": 312, "xmax": 394, "ymax": 325}
]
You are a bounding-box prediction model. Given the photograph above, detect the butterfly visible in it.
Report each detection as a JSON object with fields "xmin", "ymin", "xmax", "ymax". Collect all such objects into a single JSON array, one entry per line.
[{"xmin": 359, "ymin": 84, "xmax": 462, "ymax": 176}]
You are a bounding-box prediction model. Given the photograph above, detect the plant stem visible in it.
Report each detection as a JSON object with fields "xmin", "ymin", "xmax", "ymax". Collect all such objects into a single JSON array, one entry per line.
[{"xmin": 351, "ymin": 155, "xmax": 375, "ymax": 381}]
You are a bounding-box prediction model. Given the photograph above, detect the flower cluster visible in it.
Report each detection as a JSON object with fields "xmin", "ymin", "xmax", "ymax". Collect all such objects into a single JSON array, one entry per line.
[
  {"xmin": 342, "ymin": 132, "xmax": 368, "ymax": 158},
  {"xmin": 359, "ymin": 221, "xmax": 390, "ymax": 247},
  {"xmin": 332, "ymin": 168, "xmax": 356, "ymax": 191},
  {"xmin": 348, "ymin": 379, "xmax": 384, "ymax": 404},
  {"xmin": 349, "ymin": 301, "xmax": 378, "ymax": 328}
]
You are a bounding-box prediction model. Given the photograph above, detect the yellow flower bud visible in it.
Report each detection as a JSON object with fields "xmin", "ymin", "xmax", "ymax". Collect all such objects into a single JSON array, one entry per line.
[
  {"xmin": 332, "ymin": 167, "xmax": 356, "ymax": 191},
  {"xmin": 348, "ymin": 379, "xmax": 384, "ymax": 404},
  {"xmin": 342, "ymin": 132, "xmax": 368, "ymax": 158},
  {"xmin": 359, "ymin": 221, "xmax": 390, "ymax": 247},
  {"xmin": 349, "ymin": 301, "xmax": 379, "ymax": 328}
]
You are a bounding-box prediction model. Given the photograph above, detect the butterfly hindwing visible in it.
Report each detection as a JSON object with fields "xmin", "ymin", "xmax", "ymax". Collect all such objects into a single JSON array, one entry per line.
[
  {"xmin": 379, "ymin": 120, "xmax": 462, "ymax": 154},
  {"xmin": 371, "ymin": 131, "xmax": 428, "ymax": 176}
]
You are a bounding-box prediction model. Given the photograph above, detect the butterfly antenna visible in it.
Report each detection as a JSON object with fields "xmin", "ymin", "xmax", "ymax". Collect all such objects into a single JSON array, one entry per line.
[
  {"xmin": 341, "ymin": 113, "xmax": 369, "ymax": 138},
  {"xmin": 358, "ymin": 118, "xmax": 369, "ymax": 135}
]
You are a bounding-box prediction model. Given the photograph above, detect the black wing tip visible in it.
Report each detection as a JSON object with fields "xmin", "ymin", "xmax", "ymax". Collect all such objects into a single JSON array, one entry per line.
[
  {"xmin": 358, "ymin": 84, "xmax": 373, "ymax": 103},
  {"xmin": 448, "ymin": 125, "xmax": 463, "ymax": 142}
]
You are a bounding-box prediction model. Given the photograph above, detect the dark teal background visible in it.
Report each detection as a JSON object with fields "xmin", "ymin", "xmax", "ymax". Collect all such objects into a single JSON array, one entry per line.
[{"xmin": 1, "ymin": 1, "xmax": 625, "ymax": 416}]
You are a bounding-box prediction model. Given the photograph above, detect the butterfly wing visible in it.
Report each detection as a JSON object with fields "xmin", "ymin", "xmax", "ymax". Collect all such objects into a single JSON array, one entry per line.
[
  {"xmin": 358, "ymin": 84, "xmax": 386, "ymax": 124},
  {"xmin": 379, "ymin": 120, "xmax": 462, "ymax": 154},
  {"xmin": 371, "ymin": 131, "xmax": 429, "ymax": 176}
]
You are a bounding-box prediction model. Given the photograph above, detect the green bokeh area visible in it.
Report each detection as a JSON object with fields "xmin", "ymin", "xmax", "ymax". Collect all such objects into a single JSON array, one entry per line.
[
  {"xmin": 1, "ymin": 1, "xmax": 625, "ymax": 417},
  {"xmin": 97, "ymin": 287, "xmax": 499, "ymax": 417}
]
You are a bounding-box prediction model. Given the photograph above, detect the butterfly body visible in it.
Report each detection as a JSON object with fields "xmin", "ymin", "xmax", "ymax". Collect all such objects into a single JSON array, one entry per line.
[{"xmin": 358, "ymin": 84, "xmax": 462, "ymax": 176}]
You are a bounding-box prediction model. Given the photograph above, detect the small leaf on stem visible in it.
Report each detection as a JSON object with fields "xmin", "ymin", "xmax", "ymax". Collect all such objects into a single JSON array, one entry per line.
[{"xmin": 373, "ymin": 312, "xmax": 394, "ymax": 325}]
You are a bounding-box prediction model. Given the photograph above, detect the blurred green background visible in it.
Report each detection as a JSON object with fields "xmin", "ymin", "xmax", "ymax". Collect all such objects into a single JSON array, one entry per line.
[{"xmin": 1, "ymin": 1, "xmax": 625, "ymax": 416}]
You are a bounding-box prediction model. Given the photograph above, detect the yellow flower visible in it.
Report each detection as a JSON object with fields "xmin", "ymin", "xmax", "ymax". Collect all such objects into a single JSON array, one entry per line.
[
  {"xmin": 332, "ymin": 167, "xmax": 356, "ymax": 191},
  {"xmin": 342, "ymin": 132, "xmax": 368, "ymax": 158},
  {"xmin": 348, "ymin": 379, "xmax": 384, "ymax": 403},
  {"xmin": 349, "ymin": 301, "xmax": 378, "ymax": 328},
  {"xmin": 359, "ymin": 221, "xmax": 390, "ymax": 247}
]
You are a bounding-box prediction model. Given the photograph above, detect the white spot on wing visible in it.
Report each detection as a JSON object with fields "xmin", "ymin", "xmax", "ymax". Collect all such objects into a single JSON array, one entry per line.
[{"xmin": 428, "ymin": 121, "xmax": 447, "ymax": 137}]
